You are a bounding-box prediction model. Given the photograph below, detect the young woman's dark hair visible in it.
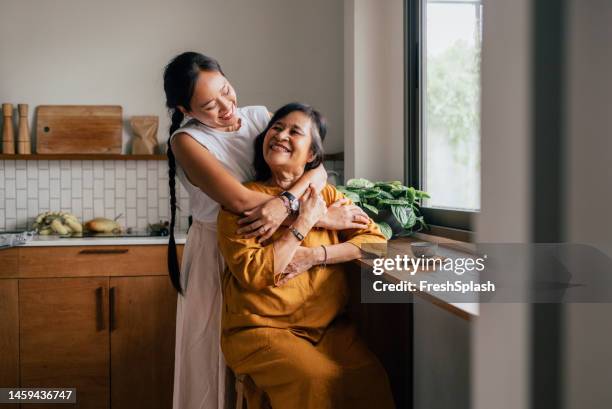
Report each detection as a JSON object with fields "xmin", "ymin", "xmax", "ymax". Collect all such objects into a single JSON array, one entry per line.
[
  {"xmin": 253, "ymin": 103, "xmax": 327, "ymax": 181},
  {"xmin": 163, "ymin": 52, "xmax": 225, "ymax": 294}
]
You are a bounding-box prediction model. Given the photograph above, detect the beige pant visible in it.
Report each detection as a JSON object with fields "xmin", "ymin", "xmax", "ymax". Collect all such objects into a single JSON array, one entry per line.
[
  {"xmin": 173, "ymin": 220, "xmax": 228, "ymax": 409},
  {"xmin": 222, "ymin": 317, "xmax": 396, "ymax": 409}
]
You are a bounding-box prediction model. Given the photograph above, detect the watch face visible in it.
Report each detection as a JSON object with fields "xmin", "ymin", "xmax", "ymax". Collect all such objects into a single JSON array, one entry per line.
[{"xmin": 290, "ymin": 200, "xmax": 300, "ymax": 212}]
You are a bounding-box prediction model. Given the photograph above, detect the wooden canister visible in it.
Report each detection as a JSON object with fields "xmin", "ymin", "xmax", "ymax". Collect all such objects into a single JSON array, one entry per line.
[
  {"xmin": 2, "ymin": 103, "xmax": 15, "ymax": 154},
  {"xmin": 17, "ymin": 104, "xmax": 31, "ymax": 154}
]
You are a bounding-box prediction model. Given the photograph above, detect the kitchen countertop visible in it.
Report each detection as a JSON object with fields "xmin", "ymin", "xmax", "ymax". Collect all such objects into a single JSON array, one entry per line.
[{"xmin": 21, "ymin": 234, "xmax": 188, "ymax": 247}]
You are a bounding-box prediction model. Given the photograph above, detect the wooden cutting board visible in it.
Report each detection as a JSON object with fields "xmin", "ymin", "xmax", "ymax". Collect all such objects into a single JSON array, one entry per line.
[{"xmin": 36, "ymin": 105, "xmax": 122, "ymax": 154}]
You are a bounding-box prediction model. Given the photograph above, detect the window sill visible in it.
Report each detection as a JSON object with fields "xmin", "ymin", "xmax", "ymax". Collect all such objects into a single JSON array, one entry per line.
[{"xmin": 354, "ymin": 234, "xmax": 479, "ymax": 320}]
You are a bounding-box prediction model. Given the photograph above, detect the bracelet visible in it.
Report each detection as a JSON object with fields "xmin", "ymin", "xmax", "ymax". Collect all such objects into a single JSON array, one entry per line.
[
  {"xmin": 289, "ymin": 226, "xmax": 305, "ymax": 241},
  {"xmin": 320, "ymin": 245, "xmax": 327, "ymax": 268}
]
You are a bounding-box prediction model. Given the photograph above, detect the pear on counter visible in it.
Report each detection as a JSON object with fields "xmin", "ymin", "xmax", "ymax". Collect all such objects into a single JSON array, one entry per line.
[{"xmin": 84, "ymin": 218, "xmax": 123, "ymax": 234}]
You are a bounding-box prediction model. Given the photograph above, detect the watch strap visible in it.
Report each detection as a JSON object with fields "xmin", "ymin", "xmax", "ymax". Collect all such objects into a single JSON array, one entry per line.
[{"xmin": 289, "ymin": 226, "xmax": 305, "ymax": 241}]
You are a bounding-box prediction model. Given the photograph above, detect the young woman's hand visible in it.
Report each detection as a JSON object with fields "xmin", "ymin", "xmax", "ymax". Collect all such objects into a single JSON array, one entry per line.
[
  {"xmin": 298, "ymin": 184, "xmax": 327, "ymax": 227},
  {"xmin": 237, "ymin": 197, "xmax": 288, "ymax": 241},
  {"xmin": 316, "ymin": 198, "xmax": 370, "ymax": 230},
  {"xmin": 277, "ymin": 246, "xmax": 320, "ymax": 286}
]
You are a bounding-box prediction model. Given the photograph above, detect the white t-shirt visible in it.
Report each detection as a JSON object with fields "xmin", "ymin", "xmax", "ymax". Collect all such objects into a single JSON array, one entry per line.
[{"xmin": 170, "ymin": 105, "xmax": 270, "ymax": 222}]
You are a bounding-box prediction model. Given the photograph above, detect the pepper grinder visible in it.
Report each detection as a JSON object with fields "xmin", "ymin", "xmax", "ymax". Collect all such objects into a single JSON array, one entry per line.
[
  {"xmin": 17, "ymin": 104, "xmax": 31, "ymax": 154},
  {"xmin": 2, "ymin": 103, "xmax": 15, "ymax": 154}
]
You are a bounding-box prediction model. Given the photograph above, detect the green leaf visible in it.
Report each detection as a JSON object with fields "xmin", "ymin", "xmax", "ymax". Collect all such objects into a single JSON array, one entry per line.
[
  {"xmin": 360, "ymin": 190, "xmax": 381, "ymax": 199},
  {"xmin": 361, "ymin": 203, "xmax": 379, "ymax": 215},
  {"xmin": 380, "ymin": 198, "xmax": 411, "ymax": 206},
  {"xmin": 376, "ymin": 222, "xmax": 393, "ymax": 240},
  {"xmin": 341, "ymin": 190, "xmax": 361, "ymax": 203},
  {"xmin": 378, "ymin": 191, "xmax": 395, "ymax": 200},
  {"xmin": 346, "ymin": 178, "xmax": 374, "ymax": 189},
  {"xmin": 391, "ymin": 205, "xmax": 417, "ymax": 230}
]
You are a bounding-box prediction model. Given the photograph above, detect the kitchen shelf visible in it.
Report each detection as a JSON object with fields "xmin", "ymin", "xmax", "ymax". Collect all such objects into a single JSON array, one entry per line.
[{"xmin": 0, "ymin": 154, "xmax": 166, "ymax": 160}]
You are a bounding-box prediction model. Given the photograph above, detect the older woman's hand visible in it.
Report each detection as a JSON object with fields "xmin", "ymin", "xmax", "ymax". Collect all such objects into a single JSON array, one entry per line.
[
  {"xmin": 277, "ymin": 246, "xmax": 321, "ymax": 286},
  {"xmin": 298, "ymin": 184, "xmax": 328, "ymax": 227},
  {"xmin": 317, "ymin": 198, "xmax": 370, "ymax": 230}
]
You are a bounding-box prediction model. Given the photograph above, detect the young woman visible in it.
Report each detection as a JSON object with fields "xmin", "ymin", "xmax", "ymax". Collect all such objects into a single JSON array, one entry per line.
[{"xmin": 163, "ymin": 52, "xmax": 370, "ymax": 409}]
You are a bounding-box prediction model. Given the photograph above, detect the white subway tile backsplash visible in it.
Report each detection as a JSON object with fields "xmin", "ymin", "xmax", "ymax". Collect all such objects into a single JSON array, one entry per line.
[
  {"xmin": 27, "ymin": 179, "xmax": 38, "ymax": 199},
  {"xmin": 2, "ymin": 160, "xmax": 189, "ymax": 231},
  {"xmin": 60, "ymin": 169, "xmax": 71, "ymax": 189},
  {"xmin": 83, "ymin": 189, "xmax": 93, "ymax": 209},
  {"xmin": 93, "ymin": 197, "xmax": 104, "ymax": 216},
  {"xmin": 6, "ymin": 200, "xmax": 16, "ymax": 218},
  {"xmin": 115, "ymin": 162, "xmax": 126, "ymax": 179},
  {"xmin": 147, "ymin": 170, "xmax": 157, "ymax": 189},
  {"xmin": 147, "ymin": 189, "xmax": 157, "ymax": 208},
  {"xmin": 39, "ymin": 189, "xmax": 50, "ymax": 210},
  {"xmin": 83, "ymin": 169, "xmax": 93, "ymax": 187},
  {"xmin": 104, "ymin": 169, "xmax": 115, "ymax": 189},
  {"xmin": 49, "ymin": 162, "xmax": 60, "ymax": 179},
  {"xmin": 28, "ymin": 199, "xmax": 38, "ymax": 217},
  {"xmin": 16, "ymin": 169, "xmax": 27, "ymax": 189},
  {"xmin": 104, "ymin": 189, "xmax": 115, "ymax": 209},
  {"xmin": 5, "ymin": 160, "xmax": 15, "ymax": 178},
  {"xmin": 115, "ymin": 179, "xmax": 126, "ymax": 198},
  {"xmin": 93, "ymin": 162, "xmax": 104, "ymax": 179},
  {"xmin": 93, "ymin": 179, "xmax": 104, "ymax": 199},
  {"xmin": 137, "ymin": 198, "xmax": 147, "ymax": 215},
  {"xmin": 71, "ymin": 198, "xmax": 82, "ymax": 216},
  {"xmin": 126, "ymin": 188, "xmax": 136, "ymax": 208},
  {"xmin": 39, "ymin": 169, "xmax": 49, "ymax": 184},
  {"xmin": 137, "ymin": 162, "xmax": 147, "ymax": 179},
  {"xmin": 60, "ymin": 190, "xmax": 71, "ymax": 209},
  {"xmin": 5, "ymin": 179, "xmax": 16, "ymax": 198},
  {"xmin": 27, "ymin": 161, "xmax": 38, "ymax": 178},
  {"xmin": 49, "ymin": 179, "xmax": 60, "ymax": 198},
  {"xmin": 136, "ymin": 181, "xmax": 146, "ymax": 199},
  {"xmin": 16, "ymin": 189, "xmax": 27, "ymax": 209},
  {"xmin": 72, "ymin": 179, "xmax": 82, "ymax": 197},
  {"xmin": 126, "ymin": 169, "xmax": 137, "ymax": 188}
]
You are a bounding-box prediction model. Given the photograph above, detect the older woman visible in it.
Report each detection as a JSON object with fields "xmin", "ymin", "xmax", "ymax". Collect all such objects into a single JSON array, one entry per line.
[{"xmin": 217, "ymin": 103, "xmax": 395, "ymax": 409}]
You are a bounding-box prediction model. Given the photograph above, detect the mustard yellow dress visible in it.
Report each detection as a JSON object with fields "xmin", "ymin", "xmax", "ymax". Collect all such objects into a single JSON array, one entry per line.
[{"xmin": 217, "ymin": 182, "xmax": 395, "ymax": 409}]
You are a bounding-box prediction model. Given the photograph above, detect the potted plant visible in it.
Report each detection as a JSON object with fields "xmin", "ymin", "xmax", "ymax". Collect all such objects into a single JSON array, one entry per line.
[{"xmin": 336, "ymin": 178, "xmax": 429, "ymax": 239}]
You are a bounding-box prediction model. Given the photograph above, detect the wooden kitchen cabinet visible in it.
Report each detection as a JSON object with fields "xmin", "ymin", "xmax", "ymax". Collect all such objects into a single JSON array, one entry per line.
[
  {"xmin": 20, "ymin": 277, "xmax": 111, "ymax": 409},
  {"xmin": 0, "ymin": 279, "xmax": 20, "ymax": 409},
  {"xmin": 110, "ymin": 276, "xmax": 176, "ymax": 409},
  {"xmin": 0, "ymin": 244, "xmax": 181, "ymax": 409}
]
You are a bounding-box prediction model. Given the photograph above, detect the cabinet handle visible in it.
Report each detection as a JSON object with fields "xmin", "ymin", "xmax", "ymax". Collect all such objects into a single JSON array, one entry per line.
[
  {"xmin": 95, "ymin": 287, "xmax": 105, "ymax": 331},
  {"xmin": 109, "ymin": 287, "xmax": 116, "ymax": 331},
  {"xmin": 79, "ymin": 249, "xmax": 129, "ymax": 255}
]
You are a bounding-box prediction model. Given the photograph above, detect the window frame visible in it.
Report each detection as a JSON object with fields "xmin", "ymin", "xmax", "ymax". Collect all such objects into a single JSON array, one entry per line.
[{"xmin": 404, "ymin": 0, "xmax": 480, "ymax": 236}]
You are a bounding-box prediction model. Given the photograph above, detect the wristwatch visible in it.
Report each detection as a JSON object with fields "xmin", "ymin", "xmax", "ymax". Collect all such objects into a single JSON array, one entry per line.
[{"xmin": 279, "ymin": 191, "xmax": 300, "ymax": 214}]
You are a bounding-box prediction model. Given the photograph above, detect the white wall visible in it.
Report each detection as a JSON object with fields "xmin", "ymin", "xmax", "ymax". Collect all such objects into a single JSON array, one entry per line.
[
  {"xmin": 0, "ymin": 0, "xmax": 344, "ymax": 153},
  {"xmin": 344, "ymin": 0, "xmax": 404, "ymax": 182}
]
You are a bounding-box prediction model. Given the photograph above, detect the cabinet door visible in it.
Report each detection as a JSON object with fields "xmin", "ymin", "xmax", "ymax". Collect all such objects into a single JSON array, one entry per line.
[
  {"xmin": 0, "ymin": 279, "xmax": 19, "ymax": 409},
  {"xmin": 110, "ymin": 276, "xmax": 177, "ymax": 409},
  {"xmin": 20, "ymin": 278, "xmax": 110, "ymax": 409}
]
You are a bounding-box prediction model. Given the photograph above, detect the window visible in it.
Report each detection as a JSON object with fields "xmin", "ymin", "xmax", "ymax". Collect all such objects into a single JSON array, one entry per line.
[{"xmin": 406, "ymin": 0, "xmax": 483, "ymax": 231}]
